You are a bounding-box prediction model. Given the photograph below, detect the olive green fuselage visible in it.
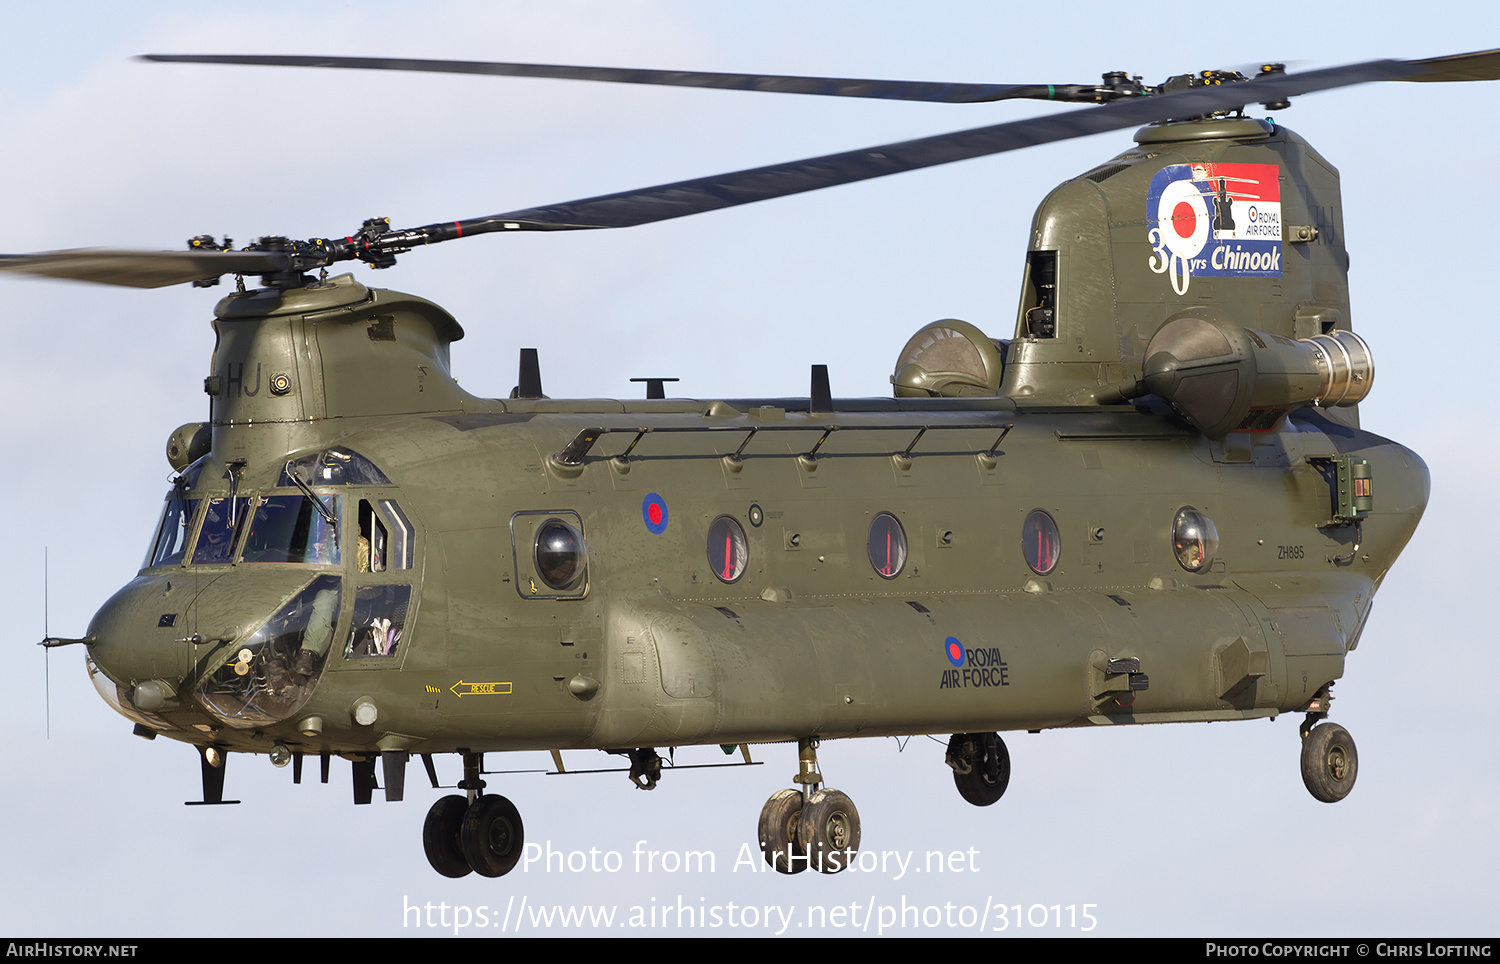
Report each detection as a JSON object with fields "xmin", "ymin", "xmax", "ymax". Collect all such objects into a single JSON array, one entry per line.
[
  {"xmin": 88, "ymin": 368, "xmax": 1427, "ymax": 759},
  {"xmin": 84, "ymin": 117, "xmax": 1429, "ymax": 769}
]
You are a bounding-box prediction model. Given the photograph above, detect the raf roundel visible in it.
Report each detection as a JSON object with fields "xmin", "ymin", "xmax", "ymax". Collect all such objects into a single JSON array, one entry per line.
[
  {"xmin": 642, "ymin": 493, "xmax": 669, "ymax": 535},
  {"xmin": 944, "ymin": 636, "xmax": 966, "ymax": 668}
]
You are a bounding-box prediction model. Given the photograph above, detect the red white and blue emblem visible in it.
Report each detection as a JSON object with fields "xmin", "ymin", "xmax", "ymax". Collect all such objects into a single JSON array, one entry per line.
[
  {"xmin": 642, "ymin": 493, "xmax": 668, "ymax": 534},
  {"xmin": 938, "ymin": 637, "xmax": 1011, "ymax": 689},
  {"xmin": 1147, "ymin": 162, "xmax": 1282, "ymax": 295}
]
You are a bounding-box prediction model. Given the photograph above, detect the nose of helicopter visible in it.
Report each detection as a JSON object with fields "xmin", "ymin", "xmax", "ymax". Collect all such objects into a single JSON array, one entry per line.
[
  {"xmin": 86, "ymin": 573, "xmax": 220, "ymax": 691},
  {"xmin": 86, "ymin": 569, "xmax": 330, "ymax": 712}
]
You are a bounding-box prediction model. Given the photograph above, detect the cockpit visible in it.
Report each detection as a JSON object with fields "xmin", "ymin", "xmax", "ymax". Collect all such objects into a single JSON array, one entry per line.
[
  {"xmin": 143, "ymin": 446, "xmax": 406, "ymax": 570},
  {"xmin": 94, "ymin": 444, "xmax": 419, "ymax": 733}
]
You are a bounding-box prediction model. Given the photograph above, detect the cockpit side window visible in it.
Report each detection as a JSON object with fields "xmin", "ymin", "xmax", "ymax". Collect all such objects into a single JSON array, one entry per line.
[
  {"xmin": 358, "ymin": 500, "xmax": 388, "ymax": 573},
  {"xmin": 377, "ymin": 500, "xmax": 415, "ymax": 570},
  {"xmin": 241, "ymin": 495, "xmax": 341, "ymax": 565},
  {"xmin": 145, "ymin": 497, "xmax": 199, "ymax": 569}
]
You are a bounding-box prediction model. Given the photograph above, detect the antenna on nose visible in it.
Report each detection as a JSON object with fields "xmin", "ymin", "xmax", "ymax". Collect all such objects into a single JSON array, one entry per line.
[
  {"xmin": 39, "ymin": 549, "xmax": 90, "ymax": 735},
  {"xmin": 44, "ymin": 548, "xmax": 50, "ymax": 740}
]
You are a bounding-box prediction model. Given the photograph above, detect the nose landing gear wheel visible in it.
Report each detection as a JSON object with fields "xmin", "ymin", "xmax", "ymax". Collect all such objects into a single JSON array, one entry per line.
[
  {"xmin": 798, "ymin": 788, "xmax": 860, "ymax": 874},
  {"xmin": 461, "ymin": 793, "xmax": 526, "ymax": 877},
  {"xmin": 758, "ymin": 788, "xmax": 807, "ymax": 875},
  {"xmin": 423, "ymin": 794, "xmax": 472, "ymax": 878},
  {"xmin": 1301, "ymin": 722, "xmax": 1358, "ymax": 803}
]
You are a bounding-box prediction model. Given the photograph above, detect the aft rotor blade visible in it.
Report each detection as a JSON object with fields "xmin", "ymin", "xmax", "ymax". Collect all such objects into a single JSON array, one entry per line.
[
  {"xmin": 0, "ymin": 249, "xmax": 287, "ymax": 288},
  {"xmin": 478, "ymin": 59, "xmax": 1412, "ymax": 232},
  {"xmin": 141, "ymin": 53, "xmax": 1065, "ymax": 105}
]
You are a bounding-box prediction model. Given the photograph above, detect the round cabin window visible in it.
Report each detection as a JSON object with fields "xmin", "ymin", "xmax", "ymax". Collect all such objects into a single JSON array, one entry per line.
[
  {"xmin": 1172, "ymin": 506, "xmax": 1219, "ymax": 573},
  {"xmin": 707, "ymin": 516, "xmax": 748, "ymax": 584},
  {"xmin": 1021, "ymin": 509, "xmax": 1060, "ymax": 576},
  {"xmin": 867, "ymin": 512, "xmax": 908, "ymax": 579},
  {"xmin": 534, "ymin": 519, "xmax": 586, "ymax": 590}
]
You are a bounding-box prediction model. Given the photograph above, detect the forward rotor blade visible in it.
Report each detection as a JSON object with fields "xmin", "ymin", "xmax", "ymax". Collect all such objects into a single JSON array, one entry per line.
[
  {"xmin": 482, "ymin": 59, "xmax": 1412, "ymax": 231},
  {"xmin": 141, "ymin": 53, "xmax": 1062, "ymax": 105},
  {"xmin": 0, "ymin": 53, "xmax": 1469, "ymax": 289},
  {"xmin": 0, "ymin": 249, "xmax": 286, "ymax": 288},
  {"xmin": 1398, "ymin": 48, "xmax": 1500, "ymax": 82}
]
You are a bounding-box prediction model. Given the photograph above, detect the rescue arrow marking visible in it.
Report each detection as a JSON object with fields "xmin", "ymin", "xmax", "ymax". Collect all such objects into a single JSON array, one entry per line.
[{"xmin": 449, "ymin": 680, "xmax": 513, "ymax": 697}]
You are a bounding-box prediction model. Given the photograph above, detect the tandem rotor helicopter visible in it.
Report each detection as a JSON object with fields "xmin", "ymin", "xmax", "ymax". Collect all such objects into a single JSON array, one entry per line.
[{"xmin": 8, "ymin": 48, "xmax": 1495, "ymax": 880}]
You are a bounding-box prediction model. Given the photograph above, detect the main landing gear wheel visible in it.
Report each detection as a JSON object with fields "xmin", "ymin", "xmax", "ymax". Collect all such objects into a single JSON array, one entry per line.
[
  {"xmin": 1301, "ymin": 722, "xmax": 1358, "ymax": 803},
  {"xmin": 758, "ymin": 788, "xmax": 807, "ymax": 875},
  {"xmin": 461, "ymin": 794, "xmax": 526, "ymax": 877},
  {"xmin": 799, "ymin": 788, "xmax": 861, "ymax": 874},
  {"xmin": 423, "ymin": 794, "xmax": 473, "ymax": 878},
  {"xmin": 948, "ymin": 732, "xmax": 1011, "ymax": 807}
]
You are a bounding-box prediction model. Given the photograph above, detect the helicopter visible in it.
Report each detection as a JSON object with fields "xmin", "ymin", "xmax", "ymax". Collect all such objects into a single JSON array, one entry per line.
[{"xmin": 7, "ymin": 46, "xmax": 1493, "ymax": 883}]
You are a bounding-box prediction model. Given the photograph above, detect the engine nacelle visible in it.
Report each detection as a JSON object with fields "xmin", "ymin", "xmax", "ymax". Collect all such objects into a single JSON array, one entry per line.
[
  {"xmin": 891, "ymin": 319, "xmax": 1007, "ymax": 398},
  {"xmin": 1141, "ymin": 307, "xmax": 1373, "ymax": 438}
]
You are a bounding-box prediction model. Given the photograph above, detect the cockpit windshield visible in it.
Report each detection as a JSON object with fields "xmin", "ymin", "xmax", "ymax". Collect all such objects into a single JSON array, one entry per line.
[
  {"xmin": 242, "ymin": 496, "xmax": 340, "ymax": 565},
  {"xmin": 141, "ymin": 446, "xmax": 388, "ymax": 570},
  {"xmin": 191, "ymin": 496, "xmax": 246, "ymax": 565}
]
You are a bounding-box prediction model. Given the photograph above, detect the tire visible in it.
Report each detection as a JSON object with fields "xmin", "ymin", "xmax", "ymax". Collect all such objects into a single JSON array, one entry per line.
[
  {"xmin": 1301, "ymin": 723, "xmax": 1358, "ymax": 803},
  {"xmin": 460, "ymin": 794, "xmax": 525, "ymax": 877},
  {"xmin": 798, "ymin": 788, "xmax": 860, "ymax": 874},
  {"xmin": 422, "ymin": 795, "xmax": 472, "ymax": 878},
  {"xmin": 951, "ymin": 732, "xmax": 1011, "ymax": 807},
  {"xmin": 757, "ymin": 788, "xmax": 807, "ymax": 875}
]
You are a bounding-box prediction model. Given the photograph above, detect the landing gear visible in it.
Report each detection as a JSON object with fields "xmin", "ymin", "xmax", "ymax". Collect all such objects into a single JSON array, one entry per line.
[
  {"xmin": 1301, "ymin": 722, "xmax": 1358, "ymax": 803},
  {"xmin": 423, "ymin": 795, "xmax": 472, "ymax": 878},
  {"xmin": 1298, "ymin": 684, "xmax": 1357, "ymax": 803},
  {"xmin": 462, "ymin": 794, "xmax": 525, "ymax": 877},
  {"xmin": 947, "ymin": 732, "xmax": 1010, "ymax": 806},
  {"xmin": 757, "ymin": 788, "xmax": 807, "ymax": 875},
  {"xmin": 420, "ymin": 752, "xmax": 528, "ymax": 878},
  {"xmin": 758, "ymin": 738, "xmax": 861, "ymax": 875},
  {"xmin": 800, "ymin": 789, "xmax": 860, "ymax": 873}
]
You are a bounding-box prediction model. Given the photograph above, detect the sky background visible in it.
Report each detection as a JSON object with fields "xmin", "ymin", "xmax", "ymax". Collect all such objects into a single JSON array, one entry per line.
[{"xmin": 0, "ymin": 0, "xmax": 1495, "ymax": 938}]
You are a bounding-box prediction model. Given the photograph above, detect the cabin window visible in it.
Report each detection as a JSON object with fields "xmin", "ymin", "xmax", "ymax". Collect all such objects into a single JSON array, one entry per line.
[
  {"xmin": 867, "ymin": 512, "xmax": 908, "ymax": 579},
  {"xmin": 1172, "ymin": 506, "xmax": 1219, "ymax": 573},
  {"xmin": 707, "ymin": 516, "xmax": 748, "ymax": 584},
  {"xmin": 534, "ymin": 519, "xmax": 587, "ymax": 591},
  {"xmin": 1021, "ymin": 509, "xmax": 1060, "ymax": 575}
]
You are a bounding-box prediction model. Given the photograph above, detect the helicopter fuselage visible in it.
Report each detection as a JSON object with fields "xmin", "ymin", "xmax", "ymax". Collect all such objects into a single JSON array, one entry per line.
[{"xmin": 83, "ymin": 271, "xmax": 1427, "ymax": 760}]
